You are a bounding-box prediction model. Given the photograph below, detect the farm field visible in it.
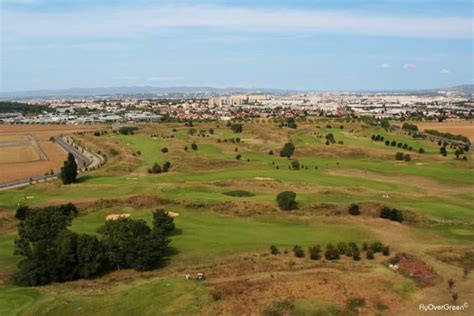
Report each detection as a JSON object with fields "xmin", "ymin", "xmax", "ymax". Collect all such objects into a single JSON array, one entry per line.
[
  {"xmin": 411, "ymin": 120, "xmax": 474, "ymax": 142},
  {"xmin": 0, "ymin": 125, "xmax": 99, "ymax": 183},
  {"xmin": 0, "ymin": 118, "xmax": 472, "ymax": 315}
]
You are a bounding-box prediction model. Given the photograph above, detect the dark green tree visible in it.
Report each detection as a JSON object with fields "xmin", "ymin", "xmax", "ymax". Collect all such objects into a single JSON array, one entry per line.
[
  {"xmin": 279, "ymin": 142, "xmax": 295, "ymax": 158},
  {"xmin": 152, "ymin": 209, "xmax": 175, "ymax": 235},
  {"xmin": 60, "ymin": 153, "xmax": 78, "ymax": 185},
  {"xmin": 276, "ymin": 191, "xmax": 297, "ymax": 211}
]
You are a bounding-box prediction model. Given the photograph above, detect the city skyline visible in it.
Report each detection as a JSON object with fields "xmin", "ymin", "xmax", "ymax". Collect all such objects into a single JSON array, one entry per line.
[{"xmin": 1, "ymin": 0, "xmax": 473, "ymax": 92}]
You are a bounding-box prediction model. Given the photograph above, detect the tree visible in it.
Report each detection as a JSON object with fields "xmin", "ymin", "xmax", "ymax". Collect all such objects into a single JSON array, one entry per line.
[
  {"xmin": 230, "ymin": 123, "xmax": 243, "ymax": 133},
  {"xmin": 76, "ymin": 234, "xmax": 106, "ymax": 278},
  {"xmin": 293, "ymin": 245, "xmax": 305, "ymax": 258},
  {"xmin": 99, "ymin": 218, "xmax": 169, "ymax": 271},
  {"xmin": 287, "ymin": 118, "xmax": 297, "ymax": 129},
  {"xmin": 148, "ymin": 163, "xmax": 162, "ymax": 174},
  {"xmin": 162, "ymin": 161, "xmax": 171, "ymax": 172},
  {"xmin": 161, "ymin": 147, "xmax": 168, "ymax": 153},
  {"xmin": 418, "ymin": 148, "xmax": 425, "ymax": 154},
  {"xmin": 366, "ymin": 250, "xmax": 375, "ymax": 259},
  {"xmin": 380, "ymin": 207, "xmax": 392, "ymax": 219},
  {"xmin": 235, "ymin": 154, "xmax": 241, "ymax": 160},
  {"xmin": 15, "ymin": 206, "xmax": 31, "ymax": 220},
  {"xmin": 348, "ymin": 203, "xmax": 360, "ymax": 215},
  {"xmin": 385, "ymin": 140, "xmax": 390, "ymax": 146},
  {"xmin": 391, "ymin": 140, "xmax": 396, "ymax": 147},
  {"xmin": 60, "ymin": 153, "xmax": 78, "ymax": 185},
  {"xmin": 440, "ymin": 147, "xmax": 448, "ymax": 156},
  {"xmin": 308, "ymin": 245, "xmax": 322, "ymax": 260},
  {"xmin": 404, "ymin": 154, "xmax": 411, "ymax": 162},
  {"xmin": 337, "ymin": 242, "xmax": 348, "ymax": 254},
  {"xmin": 279, "ymin": 142, "xmax": 295, "ymax": 158},
  {"xmin": 191, "ymin": 143, "xmax": 198, "ymax": 150},
  {"xmin": 276, "ymin": 191, "xmax": 297, "ymax": 211},
  {"xmin": 152, "ymin": 209, "xmax": 175, "ymax": 235},
  {"xmin": 325, "ymin": 133, "xmax": 336, "ymax": 144},
  {"xmin": 381, "ymin": 119, "xmax": 390, "ymax": 130}
]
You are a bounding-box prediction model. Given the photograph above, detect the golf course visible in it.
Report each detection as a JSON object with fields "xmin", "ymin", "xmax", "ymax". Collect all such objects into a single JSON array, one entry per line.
[{"xmin": 0, "ymin": 118, "xmax": 472, "ymax": 315}]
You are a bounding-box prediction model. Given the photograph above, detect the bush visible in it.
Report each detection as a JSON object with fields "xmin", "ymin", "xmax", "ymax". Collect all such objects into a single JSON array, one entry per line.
[
  {"xmin": 308, "ymin": 245, "xmax": 322, "ymax": 260},
  {"xmin": 324, "ymin": 243, "xmax": 340, "ymax": 260},
  {"xmin": 395, "ymin": 152, "xmax": 404, "ymax": 160},
  {"xmin": 230, "ymin": 123, "xmax": 243, "ymax": 133},
  {"xmin": 276, "ymin": 191, "xmax": 297, "ymax": 211},
  {"xmin": 369, "ymin": 241, "xmax": 384, "ymax": 253},
  {"xmin": 337, "ymin": 242, "xmax": 348, "ymax": 254},
  {"xmin": 348, "ymin": 203, "xmax": 360, "ymax": 215},
  {"xmin": 270, "ymin": 245, "xmax": 280, "ymax": 255},
  {"xmin": 366, "ymin": 250, "xmax": 375, "ymax": 259},
  {"xmin": 148, "ymin": 163, "xmax": 162, "ymax": 174},
  {"xmin": 382, "ymin": 246, "xmax": 390, "ymax": 256},
  {"xmin": 404, "ymin": 154, "xmax": 411, "ymax": 162},
  {"xmin": 290, "ymin": 160, "xmax": 300, "ymax": 170},
  {"xmin": 161, "ymin": 147, "xmax": 168, "ymax": 153},
  {"xmin": 191, "ymin": 143, "xmax": 198, "ymax": 150},
  {"xmin": 353, "ymin": 248, "xmax": 361, "ymax": 261},
  {"xmin": 293, "ymin": 245, "xmax": 305, "ymax": 258},
  {"xmin": 418, "ymin": 148, "xmax": 425, "ymax": 154},
  {"xmin": 118, "ymin": 126, "xmax": 138, "ymax": 135},
  {"xmin": 223, "ymin": 190, "xmax": 255, "ymax": 197},
  {"xmin": 235, "ymin": 154, "xmax": 241, "ymax": 160}
]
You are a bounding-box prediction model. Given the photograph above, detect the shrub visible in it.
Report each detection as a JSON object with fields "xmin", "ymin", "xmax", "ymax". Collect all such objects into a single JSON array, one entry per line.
[
  {"xmin": 270, "ymin": 245, "xmax": 280, "ymax": 255},
  {"xmin": 235, "ymin": 154, "xmax": 241, "ymax": 160},
  {"xmin": 15, "ymin": 206, "xmax": 31, "ymax": 220},
  {"xmin": 404, "ymin": 154, "xmax": 411, "ymax": 162},
  {"xmin": 324, "ymin": 243, "xmax": 340, "ymax": 260},
  {"xmin": 395, "ymin": 152, "xmax": 405, "ymax": 160},
  {"xmin": 337, "ymin": 242, "xmax": 348, "ymax": 254},
  {"xmin": 148, "ymin": 163, "xmax": 162, "ymax": 174},
  {"xmin": 290, "ymin": 160, "xmax": 300, "ymax": 170},
  {"xmin": 230, "ymin": 123, "xmax": 243, "ymax": 133},
  {"xmin": 353, "ymin": 248, "xmax": 361, "ymax": 261},
  {"xmin": 308, "ymin": 245, "xmax": 322, "ymax": 260},
  {"xmin": 382, "ymin": 246, "xmax": 390, "ymax": 256},
  {"xmin": 366, "ymin": 250, "xmax": 375, "ymax": 259},
  {"xmin": 348, "ymin": 203, "xmax": 360, "ymax": 215},
  {"xmin": 223, "ymin": 190, "xmax": 255, "ymax": 197},
  {"xmin": 118, "ymin": 126, "xmax": 138, "ymax": 135},
  {"xmin": 161, "ymin": 147, "xmax": 168, "ymax": 153},
  {"xmin": 276, "ymin": 191, "xmax": 297, "ymax": 211},
  {"xmin": 293, "ymin": 245, "xmax": 305, "ymax": 258},
  {"xmin": 369, "ymin": 242, "xmax": 384, "ymax": 253}
]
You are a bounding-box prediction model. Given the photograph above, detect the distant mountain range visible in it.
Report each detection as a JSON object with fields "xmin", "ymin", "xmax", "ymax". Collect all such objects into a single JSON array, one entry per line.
[{"xmin": 0, "ymin": 84, "xmax": 472, "ymax": 99}]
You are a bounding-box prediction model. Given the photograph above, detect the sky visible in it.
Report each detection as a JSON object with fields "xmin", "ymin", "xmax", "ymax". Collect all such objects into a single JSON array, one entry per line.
[{"xmin": 0, "ymin": 0, "xmax": 473, "ymax": 92}]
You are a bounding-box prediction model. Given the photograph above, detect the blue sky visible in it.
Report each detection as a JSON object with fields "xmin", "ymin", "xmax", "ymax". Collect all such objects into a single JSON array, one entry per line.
[{"xmin": 1, "ymin": 0, "xmax": 472, "ymax": 92}]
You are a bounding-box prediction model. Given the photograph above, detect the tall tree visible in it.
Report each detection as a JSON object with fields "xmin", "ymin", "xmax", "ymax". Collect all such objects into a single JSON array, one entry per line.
[{"xmin": 60, "ymin": 153, "xmax": 78, "ymax": 185}]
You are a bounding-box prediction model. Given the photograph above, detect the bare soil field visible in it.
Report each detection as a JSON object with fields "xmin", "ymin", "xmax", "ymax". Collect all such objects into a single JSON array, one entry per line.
[
  {"xmin": 0, "ymin": 125, "xmax": 100, "ymax": 183},
  {"xmin": 414, "ymin": 120, "xmax": 474, "ymax": 141},
  {"xmin": 0, "ymin": 146, "xmax": 40, "ymax": 164}
]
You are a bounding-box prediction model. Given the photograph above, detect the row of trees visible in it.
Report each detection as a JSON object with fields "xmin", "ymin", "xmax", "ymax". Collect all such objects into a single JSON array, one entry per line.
[
  {"xmin": 271, "ymin": 241, "xmax": 390, "ymax": 261},
  {"xmin": 13, "ymin": 204, "xmax": 175, "ymax": 286},
  {"xmin": 371, "ymin": 134, "xmax": 425, "ymax": 153}
]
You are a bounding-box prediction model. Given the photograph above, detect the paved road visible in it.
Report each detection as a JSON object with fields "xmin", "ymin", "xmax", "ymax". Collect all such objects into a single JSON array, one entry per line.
[{"xmin": 0, "ymin": 136, "xmax": 101, "ymax": 191}]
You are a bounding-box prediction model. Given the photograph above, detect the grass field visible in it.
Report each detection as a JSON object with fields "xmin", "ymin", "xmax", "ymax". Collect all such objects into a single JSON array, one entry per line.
[{"xmin": 0, "ymin": 119, "xmax": 472, "ymax": 315}]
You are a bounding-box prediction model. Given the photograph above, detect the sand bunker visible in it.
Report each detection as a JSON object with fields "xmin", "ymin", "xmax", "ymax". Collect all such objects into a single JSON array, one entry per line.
[{"xmin": 106, "ymin": 213, "xmax": 131, "ymax": 221}]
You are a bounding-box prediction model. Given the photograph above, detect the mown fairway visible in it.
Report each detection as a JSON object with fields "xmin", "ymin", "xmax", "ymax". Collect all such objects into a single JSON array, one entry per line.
[{"xmin": 0, "ymin": 118, "xmax": 472, "ymax": 315}]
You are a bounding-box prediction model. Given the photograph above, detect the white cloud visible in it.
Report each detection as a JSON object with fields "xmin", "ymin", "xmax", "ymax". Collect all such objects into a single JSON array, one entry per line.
[
  {"xmin": 440, "ymin": 68, "xmax": 451, "ymax": 74},
  {"xmin": 403, "ymin": 63, "xmax": 416, "ymax": 70},
  {"xmin": 2, "ymin": 4, "xmax": 473, "ymax": 40},
  {"xmin": 380, "ymin": 63, "xmax": 392, "ymax": 69}
]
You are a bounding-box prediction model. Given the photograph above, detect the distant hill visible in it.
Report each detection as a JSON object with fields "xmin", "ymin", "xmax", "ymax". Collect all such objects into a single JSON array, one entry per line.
[
  {"xmin": 0, "ymin": 84, "xmax": 472, "ymax": 99},
  {"xmin": 441, "ymin": 84, "xmax": 474, "ymax": 95},
  {"xmin": 0, "ymin": 86, "xmax": 297, "ymax": 99}
]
